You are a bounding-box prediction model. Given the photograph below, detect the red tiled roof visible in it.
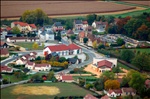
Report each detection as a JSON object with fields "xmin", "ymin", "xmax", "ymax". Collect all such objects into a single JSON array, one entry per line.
[
  {"xmin": 97, "ymin": 60, "xmax": 112, "ymax": 68},
  {"xmin": 122, "ymin": 87, "xmax": 136, "ymax": 93},
  {"xmin": 29, "ymin": 24, "xmax": 36, "ymax": 28},
  {"xmin": 27, "ymin": 61, "xmax": 34, "ymax": 66},
  {"xmin": 67, "ymin": 29, "xmax": 74, "ymax": 34},
  {"xmin": 1, "ymin": 66, "xmax": 13, "ymax": 72},
  {"xmin": 35, "ymin": 64, "xmax": 50, "ymax": 67},
  {"xmin": 84, "ymin": 94, "xmax": 98, "ymax": 99},
  {"xmin": 113, "ymin": 89, "xmax": 122, "ymax": 94},
  {"xmin": 13, "ymin": 21, "xmax": 28, "ymax": 27},
  {"xmin": 6, "ymin": 27, "xmax": 12, "ymax": 31},
  {"xmin": 0, "ymin": 41, "xmax": 5, "ymax": 46},
  {"xmin": 47, "ymin": 44, "xmax": 81, "ymax": 52},
  {"xmin": 0, "ymin": 48, "xmax": 9, "ymax": 55},
  {"xmin": 68, "ymin": 44, "xmax": 81, "ymax": 50},
  {"xmin": 82, "ymin": 21, "xmax": 88, "ymax": 24},
  {"xmin": 79, "ymin": 31, "xmax": 85, "ymax": 38},
  {"xmin": 62, "ymin": 75, "xmax": 73, "ymax": 80},
  {"xmin": 101, "ymin": 95, "xmax": 110, "ymax": 99}
]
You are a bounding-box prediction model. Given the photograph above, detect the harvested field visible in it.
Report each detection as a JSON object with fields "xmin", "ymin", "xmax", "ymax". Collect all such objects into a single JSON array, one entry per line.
[
  {"xmin": 12, "ymin": 85, "xmax": 60, "ymax": 95},
  {"xmin": 1, "ymin": 1, "xmax": 136, "ymax": 18},
  {"xmin": 121, "ymin": 1, "xmax": 150, "ymax": 6}
]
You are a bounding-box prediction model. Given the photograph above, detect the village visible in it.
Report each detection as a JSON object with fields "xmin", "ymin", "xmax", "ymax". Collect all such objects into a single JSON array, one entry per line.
[{"xmin": 1, "ymin": 1, "xmax": 150, "ymax": 99}]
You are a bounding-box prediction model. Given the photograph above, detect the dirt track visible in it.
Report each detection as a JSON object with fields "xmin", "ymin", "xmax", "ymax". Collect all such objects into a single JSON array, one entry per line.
[{"xmin": 1, "ymin": 1, "xmax": 137, "ymax": 19}]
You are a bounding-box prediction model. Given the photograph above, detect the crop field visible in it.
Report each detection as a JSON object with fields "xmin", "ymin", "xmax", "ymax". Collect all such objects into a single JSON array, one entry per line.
[
  {"xmin": 1, "ymin": 1, "xmax": 137, "ymax": 18},
  {"xmin": 1, "ymin": 83, "xmax": 96, "ymax": 99},
  {"xmin": 122, "ymin": 1, "xmax": 150, "ymax": 6}
]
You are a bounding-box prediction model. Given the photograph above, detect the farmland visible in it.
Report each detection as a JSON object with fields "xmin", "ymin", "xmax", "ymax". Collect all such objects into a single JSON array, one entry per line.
[
  {"xmin": 1, "ymin": 83, "xmax": 96, "ymax": 99},
  {"xmin": 122, "ymin": 1, "xmax": 150, "ymax": 7},
  {"xmin": 1, "ymin": 1, "xmax": 138, "ymax": 19}
]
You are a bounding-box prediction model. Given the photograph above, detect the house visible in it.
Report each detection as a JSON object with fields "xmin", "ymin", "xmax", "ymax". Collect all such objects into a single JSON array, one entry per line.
[
  {"xmin": 87, "ymin": 33, "xmax": 96, "ymax": 47},
  {"xmin": 34, "ymin": 64, "xmax": 51, "ymax": 71},
  {"xmin": 39, "ymin": 30, "xmax": 54, "ymax": 41},
  {"xmin": 74, "ymin": 20, "xmax": 83, "ymax": 31},
  {"xmin": 84, "ymin": 94, "xmax": 98, "ymax": 99},
  {"xmin": 121, "ymin": 87, "xmax": 136, "ymax": 96},
  {"xmin": 44, "ymin": 25, "xmax": 52, "ymax": 31},
  {"xmin": 0, "ymin": 41, "xmax": 9, "ymax": 48},
  {"xmin": 145, "ymin": 79, "xmax": 150, "ymax": 89},
  {"xmin": 29, "ymin": 24, "xmax": 37, "ymax": 32},
  {"xmin": 15, "ymin": 58, "xmax": 27, "ymax": 65},
  {"xmin": 82, "ymin": 21, "xmax": 88, "ymax": 30},
  {"xmin": 92, "ymin": 21, "xmax": 108, "ymax": 32},
  {"xmin": 6, "ymin": 37, "xmax": 39, "ymax": 43},
  {"xmin": 1, "ymin": 66, "xmax": 13, "ymax": 73},
  {"xmin": 0, "ymin": 28, "xmax": 8, "ymax": 39},
  {"xmin": 52, "ymin": 22, "xmax": 64, "ymax": 32},
  {"xmin": 66, "ymin": 29, "xmax": 74, "ymax": 37},
  {"xmin": 107, "ymin": 89, "xmax": 122, "ymax": 97},
  {"xmin": 91, "ymin": 58, "xmax": 117, "ymax": 73},
  {"xmin": 43, "ymin": 44, "xmax": 82, "ymax": 57},
  {"xmin": 11, "ymin": 21, "xmax": 36, "ymax": 33},
  {"xmin": 78, "ymin": 31, "xmax": 85, "ymax": 43},
  {"xmin": 101, "ymin": 95, "xmax": 111, "ymax": 99},
  {"xmin": 25, "ymin": 61, "xmax": 35, "ymax": 70},
  {"xmin": 0, "ymin": 48, "xmax": 9, "ymax": 57},
  {"xmin": 59, "ymin": 75, "xmax": 74, "ymax": 82},
  {"xmin": 68, "ymin": 58, "xmax": 79, "ymax": 65}
]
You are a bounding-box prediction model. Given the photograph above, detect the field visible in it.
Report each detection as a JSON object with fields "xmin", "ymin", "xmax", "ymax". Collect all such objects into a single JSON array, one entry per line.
[
  {"xmin": 1, "ymin": 1, "xmax": 137, "ymax": 18},
  {"xmin": 1, "ymin": 83, "xmax": 96, "ymax": 99},
  {"xmin": 122, "ymin": 1, "xmax": 150, "ymax": 7}
]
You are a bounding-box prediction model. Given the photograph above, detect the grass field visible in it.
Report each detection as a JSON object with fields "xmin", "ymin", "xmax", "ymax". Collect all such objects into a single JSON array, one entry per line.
[
  {"xmin": 1, "ymin": 83, "xmax": 96, "ymax": 99},
  {"xmin": 14, "ymin": 42, "xmax": 44, "ymax": 50},
  {"xmin": 2, "ymin": 74, "xmax": 21, "ymax": 83},
  {"xmin": 117, "ymin": 62, "xmax": 131, "ymax": 70}
]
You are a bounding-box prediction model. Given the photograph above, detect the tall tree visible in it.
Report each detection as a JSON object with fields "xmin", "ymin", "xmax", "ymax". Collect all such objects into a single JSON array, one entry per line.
[
  {"xmin": 100, "ymin": 71, "xmax": 115, "ymax": 82},
  {"xmin": 120, "ymin": 50, "xmax": 135, "ymax": 63},
  {"xmin": 86, "ymin": 14, "xmax": 97, "ymax": 25},
  {"xmin": 132, "ymin": 53, "xmax": 150, "ymax": 71},
  {"xmin": 83, "ymin": 37, "xmax": 88, "ymax": 44},
  {"xmin": 32, "ymin": 42, "xmax": 39, "ymax": 50},
  {"xmin": 116, "ymin": 38, "xmax": 125, "ymax": 46}
]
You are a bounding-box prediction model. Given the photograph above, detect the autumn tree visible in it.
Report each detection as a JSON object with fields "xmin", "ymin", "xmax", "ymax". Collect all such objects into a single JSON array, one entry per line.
[
  {"xmin": 120, "ymin": 50, "xmax": 135, "ymax": 63},
  {"xmin": 32, "ymin": 42, "xmax": 39, "ymax": 50},
  {"xmin": 92, "ymin": 40, "xmax": 97, "ymax": 49},
  {"xmin": 104, "ymin": 80, "xmax": 120, "ymax": 90}
]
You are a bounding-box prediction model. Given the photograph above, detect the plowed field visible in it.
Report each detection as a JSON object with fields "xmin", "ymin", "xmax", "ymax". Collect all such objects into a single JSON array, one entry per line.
[{"xmin": 1, "ymin": 1, "xmax": 136, "ymax": 18}]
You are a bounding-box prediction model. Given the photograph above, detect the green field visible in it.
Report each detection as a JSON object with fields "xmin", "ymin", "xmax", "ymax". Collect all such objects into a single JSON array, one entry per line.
[
  {"xmin": 117, "ymin": 62, "xmax": 131, "ymax": 70},
  {"xmin": 1, "ymin": 83, "xmax": 96, "ymax": 99},
  {"xmin": 2, "ymin": 74, "xmax": 22, "ymax": 83},
  {"xmin": 14, "ymin": 42, "xmax": 44, "ymax": 50}
]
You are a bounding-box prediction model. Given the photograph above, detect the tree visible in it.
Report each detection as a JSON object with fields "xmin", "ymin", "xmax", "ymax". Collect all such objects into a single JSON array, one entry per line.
[
  {"xmin": 83, "ymin": 37, "xmax": 88, "ymax": 44},
  {"xmin": 86, "ymin": 14, "xmax": 97, "ymax": 25},
  {"xmin": 31, "ymin": 74, "xmax": 41, "ymax": 81},
  {"xmin": 65, "ymin": 19, "xmax": 73, "ymax": 30},
  {"xmin": 129, "ymin": 72, "xmax": 145, "ymax": 93},
  {"xmin": 47, "ymin": 71, "xmax": 55, "ymax": 81},
  {"xmin": 36, "ymin": 56, "xmax": 41, "ymax": 61},
  {"xmin": 55, "ymin": 31, "xmax": 61, "ymax": 41},
  {"xmin": 92, "ymin": 40, "xmax": 97, "ymax": 49},
  {"xmin": 98, "ymin": 43, "xmax": 105, "ymax": 49},
  {"xmin": 93, "ymin": 78, "xmax": 104, "ymax": 91},
  {"xmin": 100, "ymin": 71, "xmax": 115, "ymax": 82},
  {"xmin": 116, "ymin": 38, "xmax": 125, "ymax": 46},
  {"xmin": 58, "ymin": 57, "xmax": 66, "ymax": 62},
  {"xmin": 104, "ymin": 80, "xmax": 120, "ymax": 90},
  {"xmin": 132, "ymin": 53, "xmax": 150, "ymax": 71},
  {"xmin": 112, "ymin": 66, "xmax": 120, "ymax": 78},
  {"xmin": 70, "ymin": 34, "xmax": 76, "ymax": 41},
  {"xmin": 120, "ymin": 50, "xmax": 135, "ymax": 63},
  {"xmin": 12, "ymin": 26, "xmax": 20, "ymax": 34},
  {"xmin": 107, "ymin": 16, "xmax": 115, "ymax": 24},
  {"xmin": 85, "ymin": 83, "xmax": 93, "ymax": 89},
  {"xmin": 32, "ymin": 42, "xmax": 39, "ymax": 50}
]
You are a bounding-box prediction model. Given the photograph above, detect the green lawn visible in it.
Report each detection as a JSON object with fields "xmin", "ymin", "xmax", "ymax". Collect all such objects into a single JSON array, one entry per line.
[
  {"xmin": 73, "ymin": 76, "xmax": 97, "ymax": 81},
  {"xmin": 2, "ymin": 74, "xmax": 21, "ymax": 83},
  {"xmin": 14, "ymin": 42, "xmax": 44, "ymax": 50},
  {"xmin": 117, "ymin": 62, "xmax": 131, "ymax": 70},
  {"xmin": 1, "ymin": 82, "xmax": 96, "ymax": 99}
]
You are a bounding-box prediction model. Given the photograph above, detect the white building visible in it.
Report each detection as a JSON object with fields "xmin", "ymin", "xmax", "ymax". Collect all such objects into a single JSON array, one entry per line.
[{"xmin": 92, "ymin": 21, "xmax": 108, "ymax": 32}]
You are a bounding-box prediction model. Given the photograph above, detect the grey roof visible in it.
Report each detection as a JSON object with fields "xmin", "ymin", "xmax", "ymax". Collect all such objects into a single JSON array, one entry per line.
[
  {"xmin": 68, "ymin": 58, "xmax": 78, "ymax": 64},
  {"xmin": 54, "ymin": 22, "xmax": 62, "ymax": 27},
  {"xmin": 75, "ymin": 20, "xmax": 82, "ymax": 24},
  {"xmin": 51, "ymin": 52, "xmax": 59, "ymax": 57},
  {"xmin": 44, "ymin": 25, "xmax": 52, "ymax": 28},
  {"xmin": 41, "ymin": 30, "xmax": 54, "ymax": 35}
]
